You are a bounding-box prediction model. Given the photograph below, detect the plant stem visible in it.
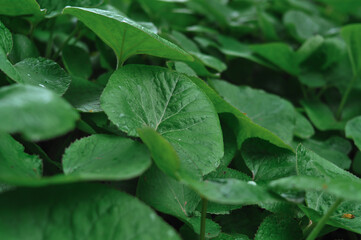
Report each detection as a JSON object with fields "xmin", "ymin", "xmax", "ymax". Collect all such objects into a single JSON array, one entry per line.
[
  {"xmin": 200, "ymin": 198, "xmax": 208, "ymax": 240},
  {"xmin": 336, "ymin": 75, "xmax": 357, "ymax": 120},
  {"xmin": 52, "ymin": 23, "xmax": 79, "ymax": 60},
  {"xmin": 306, "ymin": 198, "xmax": 342, "ymax": 240}
]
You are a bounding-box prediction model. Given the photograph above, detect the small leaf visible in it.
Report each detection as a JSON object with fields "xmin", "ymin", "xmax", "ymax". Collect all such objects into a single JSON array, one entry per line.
[
  {"xmin": 63, "ymin": 134, "xmax": 151, "ymax": 181},
  {"xmin": 63, "ymin": 7, "xmax": 193, "ymax": 64},
  {"xmin": 138, "ymin": 128, "xmax": 180, "ymax": 179},
  {"xmin": 62, "ymin": 45, "xmax": 92, "ymax": 79},
  {"xmin": 301, "ymin": 99, "xmax": 345, "ymax": 131},
  {"xmin": 255, "ymin": 214, "xmax": 302, "ymax": 240},
  {"xmin": 0, "ymin": 184, "xmax": 181, "ymax": 240},
  {"xmin": 345, "ymin": 116, "xmax": 361, "ymax": 151},
  {"xmin": 283, "ymin": 10, "xmax": 319, "ymax": 43},
  {"xmin": 251, "ymin": 43, "xmax": 299, "ymax": 75},
  {"xmin": 14, "ymin": 57, "xmax": 71, "ymax": 95},
  {"xmin": 0, "ymin": 20, "xmax": 12, "ymax": 54},
  {"xmin": 8, "ymin": 34, "xmax": 39, "ymax": 64},
  {"xmin": 0, "ymin": 133, "xmax": 42, "ymax": 183},
  {"xmin": 63, "ymin": 77, "xmax": 103, "ymax": 112},
  {"xmin": 0, "ymin": 84, "xmax": 79, "ymax": 141},
  {"xmin": 241, "ymin": 138, "xmax": 296, "ymax": 183},
  {"xmin": 293, "ymin": 110, "xmax": 315, "ymax": 139},
  {"xmin": 341, "ymin": 24, "xmax": 361, "ymax": 77}
]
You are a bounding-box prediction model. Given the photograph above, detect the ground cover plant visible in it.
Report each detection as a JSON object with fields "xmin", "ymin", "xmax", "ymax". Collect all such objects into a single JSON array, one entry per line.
[{"xmin": 2, "ymin": 0, "xmax": 361, "ymax": 239}]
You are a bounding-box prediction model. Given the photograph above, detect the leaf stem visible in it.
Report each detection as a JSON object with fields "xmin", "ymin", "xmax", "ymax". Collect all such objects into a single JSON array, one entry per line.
[
  {"xmin": 336, "ymin": 75, "xmax": 356, "ymax": 120},
  {"xmin": 200, "ymin": 198, "xmax": 208, "ymax": 240},
  {"xmin": 306, "ymin": 198, "xmax": 342, "ymax": 240},
  {"xmin": 52, "ymin": 23, "xmax": 79, "ymax": 60}
]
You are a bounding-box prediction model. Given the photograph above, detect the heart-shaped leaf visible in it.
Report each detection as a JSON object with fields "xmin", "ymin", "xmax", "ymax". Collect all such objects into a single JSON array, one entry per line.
[{"xmin": 101, "ymin": 65, "xmax": 223, "ymax": 176}]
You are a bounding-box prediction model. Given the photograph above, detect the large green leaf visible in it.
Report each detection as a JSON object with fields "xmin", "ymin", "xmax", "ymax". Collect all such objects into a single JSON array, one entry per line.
[
  {"xmin": 0, "ymin": 133, "xmax": 42, "ymax": 183},
  {"xmin": 254, "ymin": 214, "xmax": 302, "ymax": 240},
  {"xmin": 63, "ymin": 7, "xmax": 193, "ymax": 65},
  {"xmin": 0, "ymin": 0, "xmax": 44, "ymax": 17},
  {"xmin": 0, "ymin": 84, "xmax": 79, "ymax": 141},
  {"xmin": 62, "ymin": 134, "xmax": 151, "ymax": 181},
  {"xmin": 0, "ymin": 184, "xmax": 181, "ymax": 240},
  {"xmin": 14, "ymin": 57, "xmax": 71, "ymax": 95},
  {"xmin": 341, "ymin": 24, "xmax": 361, "ymax": 77},
  {"xmin": 345, "ymin": 116, "xmax": 361, "ymax": 151},
  {"xmin": 101, "ymin": 65, "xmax": 223, "ymax": 176},
  {"xmin": 210, "ymin": 79, "xmax": 296, "ymax": 144},
  {"xmin": 189, "ymin": 77, "xmax": 293, "ymax": 151},
  {"xmin": 241, "ymin": 138, "xmax": 296, "ymax": 183}
]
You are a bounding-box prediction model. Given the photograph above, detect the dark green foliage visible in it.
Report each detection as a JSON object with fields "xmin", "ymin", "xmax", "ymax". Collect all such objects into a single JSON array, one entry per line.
[{"xmin": 1, "ymin": 1, "xmax": 361, "ymax": 239}]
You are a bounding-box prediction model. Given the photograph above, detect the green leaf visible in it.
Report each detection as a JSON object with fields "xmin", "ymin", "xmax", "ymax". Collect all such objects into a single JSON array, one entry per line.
[
  {"xmin": 0, "ymin": 184, "xmax": 181, "ymax": 240},
  {"xmin": 210, "ymin": 79, "xmax": 296, "ymax": 144},
  {"xmin": 14, "ymin": 57, "xmax": 71, "ymax": 95},
  {"xmin": 62, "ymin": 45, "xmax": 92, "ymax": 79},
  {"xmin": 137, "ymin": 165, "xmax": 201, "ymax": 223},
  {"xmin": 296, "ymin": 144, "xmax": 356, "ymax": 180},
  {"xmin": 0, "ymin": 84, "xmax": 79, "ymax": 141},
  {"xmin": 293, "ymin": 110, "xmax": 315, "ymax": 139},
  {"xmin": 0, "ymin": 0, "xmax": 44, "ymax": 17},
  {"xmin": 189, "ymin": 76, "xmax": 293, "ymax": 151},
  {"xmin": 216, "ymin": 35, "xmax": 277, "ymax": 71},
  {"xmin": 101, "ymin": 65, "xmax": 223, "ymax": 176},
  {"xmin": 62, "ymin": 134, "xmax": 151, "ymax": 181},
  {"xmin": 63, "ymin": 7, "xmax": 193, "ymax": 65},
  {"xmin": 254, "ymin": 214, "xmax": 303, "ymax": 240},
  {"xmin": 8, "ymin": 34, "xmax": 39, "ymax": 64},
  {"xmin": 38, "ymin": 0, "xmax": 103, "ymax": 17},
  {"xmin": 0, "ymin": 20, "xmax": 12, "ymax": 54},
  {"xmin": 301, "ymin": 99, "xmax": 344, "ymax": 131},
  {"xmin": 0, "ymin": 48, "xmax": 20, "ymax": 82},
  {"xmin": 63, "ymin": 77, "xmax": 103, "ymax": 112},
  {"xmin": 341, "ymin": 24, "xmax": 361, "ymax": 77},
  {"xmin": 184, "ymin": 177, "xmax": 279, "ymax": 205},
  {"xmin": 296, "ymin": 35, "xmax": 324, "ymax": 64},
  {"xmin": 0, "ymin": 133, "xmax": 42, "ymax": 183},
  {"xmin": 270, "ymin": 175, "xmax": 361, "ymax": 202},
  {"xmin": 138, "ymin": 127, "xmax": 180, "ymax": 179},
  {"xmin": 241, "ymin": 138, "xmax": 296, "ymax": 183},
  {"xmin": 283, "ymin": 10, "xmax": 319, "ymax": 43},
  {"xmin": 345, "ymin": 116, "xmax": 361, "ymax": 151},
  {"xmin": 251, "ymin": 43, "xmax": 299, "ymax": 75},
  {"xmin": 300, "ymin": 137, "xmax": 352, "ymax": 169}
]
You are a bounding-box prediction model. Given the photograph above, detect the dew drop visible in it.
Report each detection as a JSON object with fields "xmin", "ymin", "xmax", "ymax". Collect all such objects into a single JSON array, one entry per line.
[{"xmin": 38, "ymin": 84, "xmax": 45, "ymax": 88}]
